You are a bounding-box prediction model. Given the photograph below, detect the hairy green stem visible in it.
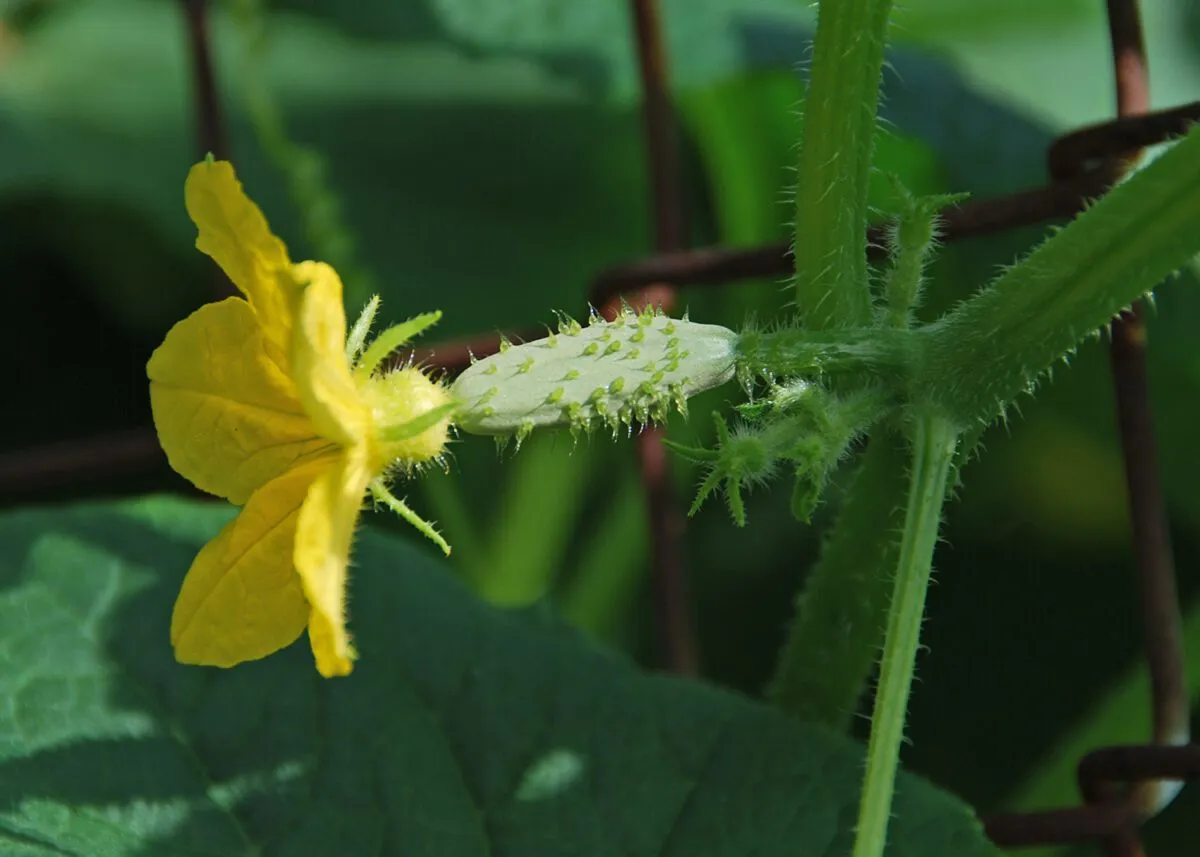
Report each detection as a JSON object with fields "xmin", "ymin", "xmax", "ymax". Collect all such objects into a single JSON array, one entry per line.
[
  {"xmin": 918, "ymin": 126, "xmax": 1200, "ymax": 428},
  {"xmin": 767, "ymin": 432, "xmax": 908, "ymax": 727},
  {"xmin": 852, "ymin": 416, "xmax": 957, "ymax": 857},
  {"xmin": 792, "ymin": 0, "xmax": 894, "ymax": 329},
  {"xmin": 883, "ymin": 190, "xmax": 966, "ymax": 328},
  {"xmin": 736, "ymin": 327, "xmax": 910, "ymax": 382}
]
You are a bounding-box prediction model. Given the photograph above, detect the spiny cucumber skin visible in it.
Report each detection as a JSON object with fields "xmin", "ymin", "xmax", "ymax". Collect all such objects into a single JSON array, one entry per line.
[{"xmin": 451, "ymin": 309, "xmax": 738, "ymax": 438}]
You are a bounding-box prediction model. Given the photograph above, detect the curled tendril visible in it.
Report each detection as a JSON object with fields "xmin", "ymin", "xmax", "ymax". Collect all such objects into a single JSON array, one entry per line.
[{"xmin": 665, "ymin": 382, "xmax": 890, "ymax": 526}]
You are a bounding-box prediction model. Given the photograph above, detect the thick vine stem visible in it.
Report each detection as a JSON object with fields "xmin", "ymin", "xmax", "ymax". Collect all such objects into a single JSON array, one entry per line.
[
  {"xmin": 918, "ymin": 124, "xmax": 1200, "ymax": 429},
  {"xmin": 792, "ymin": 0, "xmax": 895, "ymax": 329},
  {"xmin": 852, "ymin": 415, "xmax": 958, "ymax": 857}
]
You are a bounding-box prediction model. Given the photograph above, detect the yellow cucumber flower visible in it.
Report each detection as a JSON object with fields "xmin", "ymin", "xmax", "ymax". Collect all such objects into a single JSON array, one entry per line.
[{"xmin": 147, "ymin": 158, "xmax": 454, "ymax": 678}]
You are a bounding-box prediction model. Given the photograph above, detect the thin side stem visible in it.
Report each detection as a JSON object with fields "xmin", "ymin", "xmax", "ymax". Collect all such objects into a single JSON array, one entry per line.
[
  {"xmin": 851, "ymin": 415, "xmax": 957, "ymax": 857},
  {"xmin": 767, "ymin": 433, "xmax": 908, "ymax": 727},
  {"xmin": 370, "ymin": 480, "xmax": 451, "ymax": 556}
]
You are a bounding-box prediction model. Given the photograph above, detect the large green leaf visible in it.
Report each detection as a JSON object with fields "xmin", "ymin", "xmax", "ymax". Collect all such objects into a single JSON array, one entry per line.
[{"xmin": 0, "ymin": 497, "xmax": 998, "ymax": 856}]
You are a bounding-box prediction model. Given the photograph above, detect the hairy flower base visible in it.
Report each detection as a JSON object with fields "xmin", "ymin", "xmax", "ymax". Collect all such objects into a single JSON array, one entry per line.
[
  {"xmin": 148, "ymin": 157, "xmax": 451, "ymax": 678},
  {"xmin": 361, "ymin": 368, "xmax": 452, "ymax": 467}
]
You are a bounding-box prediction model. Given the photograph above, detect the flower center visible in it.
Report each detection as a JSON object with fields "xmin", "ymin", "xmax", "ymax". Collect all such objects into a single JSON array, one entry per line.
[{"xmin": 357, "ymin": 367, "xmax": 453, "ymax": 469}]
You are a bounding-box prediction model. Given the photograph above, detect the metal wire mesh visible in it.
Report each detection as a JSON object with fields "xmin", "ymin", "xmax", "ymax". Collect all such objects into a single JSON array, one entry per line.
[{"xmin": 2, "ymin": 1, "xmax": 1197, "ymax": 852}]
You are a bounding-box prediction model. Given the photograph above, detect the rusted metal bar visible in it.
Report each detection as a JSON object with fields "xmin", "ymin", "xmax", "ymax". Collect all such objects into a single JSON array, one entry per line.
[
  {"xmin": 0, "ymin": 429, "xmax": 165, "ymax": 492},
  {"xmin": 1048, "ymin": 100, "xmax": 1200, "ymax": 177},
  {"xmin": 984, "ymin": 801, "xmax": 1134, "ymax": 847},
  {"xmin": 405, "ymin": 327, "xmax": 543, "ymax": 375},
  {"xmin": 982, "ymin": 745, "xmax": 1200, "ymax": 848},
  {"xmin": 180, "ymin": 0, "xmax": 227, "ymax": 161},
  {"xmin": 589, "ymin": 167, "xmax": 1114, "ymax": 306},
  {"xmin": 180, "ymin": 0, "xmax": 234, "ymax": 300},
  {"xmin": 622, "ymin": 0, "xmax": 697, "ymax": 676},
  {"xmin": 1080, "ymin": 744, "xmax": 1200, "ymax": 785},
  {"xmin": 1080, "ymin": 3, "xmax": 1190, "ymax": 854}
]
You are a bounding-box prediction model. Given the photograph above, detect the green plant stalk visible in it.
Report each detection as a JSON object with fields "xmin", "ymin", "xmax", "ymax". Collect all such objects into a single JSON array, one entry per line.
[
  {"xmin": 766, "ymin": 432, "xmax": 908, "ymax": 728},
  {"xmin": 472, "ymin": 435, "xmax": 594, "ymax": 606},
  {"xmin": 792, "ymin": 0, "xmax": 894, "ymax": 329},
  {"xmin": 766, "ymin": 180, "xmax": 938, "ymax": 727},
  {"xmin": 919, "ymin": 126, "xmax": 1200, "ymax": 428},
  {"xmin": 736, "ymin": 327, "xmax": 910, "ymax": 381},
  {"xmin": 853, "ymin": 415, "xmax": 957, "ymax": 857},
  {"xmin": 231, "ymin": 0, "xmax": 373, "ymax": 309},
  {"xmin": 560, "ymin": 473, "xmax": 648, "ymax": 641}
]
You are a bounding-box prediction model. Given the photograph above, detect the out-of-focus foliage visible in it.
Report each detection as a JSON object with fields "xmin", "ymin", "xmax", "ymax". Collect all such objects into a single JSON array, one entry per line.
[{"xmin": 0, "ymin": 498, "xmax": 1000, "ymax": 856}]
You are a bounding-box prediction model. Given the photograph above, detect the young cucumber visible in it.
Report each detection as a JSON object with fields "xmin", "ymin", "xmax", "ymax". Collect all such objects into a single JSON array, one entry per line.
[{"xmin": 451, "ymin": 306, "xmax": 738, "ymax": 441}]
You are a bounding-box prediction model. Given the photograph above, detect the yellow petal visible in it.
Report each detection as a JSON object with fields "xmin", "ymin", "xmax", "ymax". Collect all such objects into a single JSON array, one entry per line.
[
  {"xmin": 185, "ymin": 159, "xmax": 300, "ymax": 372},
  {"xmin": 291, "ymin": 261, "xmax": 371, "ymax": 447},
  {"xmin": 148, "ymin": 297, "xmax": 335, "ymax": 504},
  {"xmin": 294, "ymin": 445, "xmax": 373, "ymax": 678},
  {"xmin": 171, "ymin": 457, "xmax": 336, "ymax": 668}
]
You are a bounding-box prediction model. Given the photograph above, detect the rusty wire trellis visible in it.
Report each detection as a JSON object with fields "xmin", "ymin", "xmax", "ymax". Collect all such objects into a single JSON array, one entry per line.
[{"xmin": 2, "ymin": 0, "xmax": 1198, "ymax": 852}]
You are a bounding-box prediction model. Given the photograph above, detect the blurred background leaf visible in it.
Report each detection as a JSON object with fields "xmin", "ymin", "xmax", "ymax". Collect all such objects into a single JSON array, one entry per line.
[{"xmin": 0, "ymin": 496, "xmax": 1001, "ymax": 857}]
